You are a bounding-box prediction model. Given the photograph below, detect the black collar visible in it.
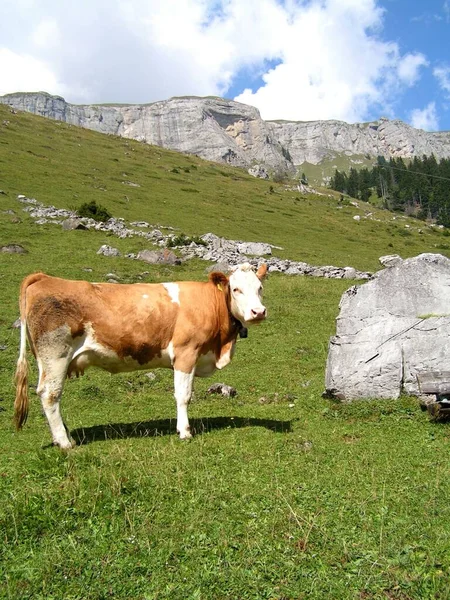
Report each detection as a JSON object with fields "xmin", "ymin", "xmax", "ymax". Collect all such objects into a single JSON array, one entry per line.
[{"xmin": 232, "ymin": 317, "xmax": 248, "ymax": 339}]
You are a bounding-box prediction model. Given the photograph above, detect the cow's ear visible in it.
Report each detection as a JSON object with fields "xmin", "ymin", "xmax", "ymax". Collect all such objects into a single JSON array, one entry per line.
[
  {"xmin": 209, "ymin": 272, "xmax": 229, "ymax": 291},
  {"xmin": 256, "ymin": 264, "xmax": 268, "ymax": 280}
]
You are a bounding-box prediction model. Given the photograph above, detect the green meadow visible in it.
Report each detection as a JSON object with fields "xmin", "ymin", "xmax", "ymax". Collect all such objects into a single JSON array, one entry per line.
[{"xmin": 1, "ymin": 105, "xmax": 450, "ymax": 599}]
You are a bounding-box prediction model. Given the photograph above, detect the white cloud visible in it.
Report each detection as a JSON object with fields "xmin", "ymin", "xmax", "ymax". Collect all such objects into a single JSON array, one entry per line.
[
  {"xmin": 0, "ymin": 0, "xmax": 434, "ymax": 124},
  {"xmin": 234, "ymin": 0, "xmax": 413, "ymax": 122},
  {"xmin": 0, "ymin": 48, "xmax": 66, "ymax": 97},
  {"xmin": 444, "ymin": 0, "xmax": 450, "ymax": 22},
  {"xmin": 397, "ymin": 53, "xmax": 428, "ymax": 86},
  {"xmin": 410, "ymin": 102, "xmax": 439, "ymax": 131},
  {"xmin": 32, "ymin": 18, "xmax": 61, "ymax": 49},
  {"xmin": 434, "ymin": 65, "xmax": 450, "ymax": 97}
]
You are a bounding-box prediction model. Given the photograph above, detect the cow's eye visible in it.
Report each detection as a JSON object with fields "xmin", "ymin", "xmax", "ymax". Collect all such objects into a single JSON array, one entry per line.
[{"xmin": 233, "ymin": 288, "xmax": 241, "ymax": 294}]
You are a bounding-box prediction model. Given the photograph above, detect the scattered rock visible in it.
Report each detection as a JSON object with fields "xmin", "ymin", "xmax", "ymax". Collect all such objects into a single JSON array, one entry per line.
[
  {"xmin": 62, "ymin": 218, "xmax": 87, "ymax": 230},
  {"xmin": 379, "ymin": 254, "xmax": 403, "ymax": 268},
  {"xmin": 1, "ymin": 244, "xmax": 27, "ymax": 254},
  {"xmin": 248, "ymin": 164, "xmax": 269, "ymax": 179},
  {"xmin": 122, "ymin": 180, "xmax": 141, "ymax": 187},
  {"xmin": 15, "ymin": 194, "xmax": 373, "ymax": 280},
  {"xmin": 237, "ymin": 242, "xmax": 272, "ymax": 256},
  {"xmin": 207, "ymin": 383, "xmax": 237, "ymax": 398},
  {"xmin": 205, "ymin": 261, "xmax": 230, "ymax": 274},
  {"xmin": 137, "ymin": 249, "xmax": 181, "ymax": 265},
  {"xmin": 97, "ymin": 245, "xmax": 121, "ymax": 257}
]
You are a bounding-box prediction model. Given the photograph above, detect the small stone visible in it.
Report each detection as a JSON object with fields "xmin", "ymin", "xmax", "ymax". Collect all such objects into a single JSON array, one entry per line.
[{"xmin": 207, "ymin": 383, "xmax": 237, "ymax": 398}]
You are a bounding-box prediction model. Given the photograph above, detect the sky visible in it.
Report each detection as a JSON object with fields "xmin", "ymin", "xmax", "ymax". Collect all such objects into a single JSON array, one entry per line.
[{"xmin": 0, "ymin": 0, "xmax": 449, "ymax": 131}]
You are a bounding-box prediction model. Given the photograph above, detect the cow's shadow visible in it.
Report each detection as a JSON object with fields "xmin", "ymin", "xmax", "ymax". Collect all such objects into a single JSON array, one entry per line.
[{"xmin": 70, "ymin": 416, "xmax": 293, "ymax": 445}]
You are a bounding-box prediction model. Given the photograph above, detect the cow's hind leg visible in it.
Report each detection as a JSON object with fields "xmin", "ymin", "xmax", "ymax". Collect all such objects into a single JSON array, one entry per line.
[
  {"xmin": 37, "ymin": 353, "xmax": 74, "ymax": 450},
  {"xmin": 174, "ymin": 368, "xmax": 195, "ymax": 440}
]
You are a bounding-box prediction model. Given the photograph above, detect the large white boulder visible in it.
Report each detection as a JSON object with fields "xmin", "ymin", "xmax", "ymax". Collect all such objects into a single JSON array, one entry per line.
[{"xmin": 325, "ymin": 253, "xmax": 450, "ymax": 400}]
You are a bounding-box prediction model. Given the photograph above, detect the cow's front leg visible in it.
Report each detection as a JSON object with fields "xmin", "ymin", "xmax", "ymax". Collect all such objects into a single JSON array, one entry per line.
[{"xmin": 173, "ymin": 368, "xmax": 195, "ymax": 439}]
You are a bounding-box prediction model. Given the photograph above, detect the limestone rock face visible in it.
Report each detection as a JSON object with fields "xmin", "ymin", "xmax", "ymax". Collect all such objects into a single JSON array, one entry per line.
[
  {"xmin": 325, "ymin": 253, "xmax": 450, "ymax": 400},
  {"xmin": 2, "ymin": 92, "xmax": 450, "ymax": 171},
  {"xmin": 0, "ymin": 92, "xmax": 293, "ymax": 173},
  {"xmin": 269, "ymin": 117, "xmax": 450, "ymax": 165}
]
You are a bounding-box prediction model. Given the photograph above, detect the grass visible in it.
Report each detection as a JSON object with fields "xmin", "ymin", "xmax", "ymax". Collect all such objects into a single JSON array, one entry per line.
[{"xmin": 1, "ymin": 107, "xmax": 450, "ymax": 599}]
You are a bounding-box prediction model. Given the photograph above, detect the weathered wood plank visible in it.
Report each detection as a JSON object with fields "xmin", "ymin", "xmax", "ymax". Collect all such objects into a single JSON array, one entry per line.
[{"xmin": 416, "ymin": 371, "xmax": 450, "ymax": 395}]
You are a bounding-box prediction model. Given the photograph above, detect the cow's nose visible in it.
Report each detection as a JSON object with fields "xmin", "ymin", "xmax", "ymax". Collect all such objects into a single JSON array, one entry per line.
[{"xmin": 251, "ymin": 306, "xmax": 266, "ymax": 318}]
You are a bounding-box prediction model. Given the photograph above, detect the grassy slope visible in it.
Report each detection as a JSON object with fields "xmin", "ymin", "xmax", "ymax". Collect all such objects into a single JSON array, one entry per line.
[
  {"xmin": 1, "ymin": 107, "xmax": 450, "ymax": 600},
  {"xmin": 299, "ymin": 154, "xmax": 376, "ymax": 186},
  {"xmin": 1, "ymin": 104, "xmax": 449, "ymax": 273}
]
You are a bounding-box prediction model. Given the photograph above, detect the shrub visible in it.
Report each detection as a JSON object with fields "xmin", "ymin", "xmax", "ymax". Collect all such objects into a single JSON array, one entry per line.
[
  {"xmin": 166, "ymin": 234, "xmax": 207, "ymax": 248},
  {"xmin": 77, "ymin": 200, "xmax": 112, "ymax": 222}
]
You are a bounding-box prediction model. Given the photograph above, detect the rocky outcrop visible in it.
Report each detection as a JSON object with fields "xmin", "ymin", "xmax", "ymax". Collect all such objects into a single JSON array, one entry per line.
[
  {"xmin": 269, "ymin": 117, "xmax": 450, "ymax": 165},
  {"xmin": 0, "ymin": 92, "xmax": 294, "ymax": 174},
  {"xmin": 325, "ymin": 253, "xmax": 450, "ymax": 400},
  {"xmin": 2, "ymin": 92, "xmax": 450, "ymax": 172},
  {"xmin": 16, "ymin": 194, "xmax": 372, "ymax": 280}
]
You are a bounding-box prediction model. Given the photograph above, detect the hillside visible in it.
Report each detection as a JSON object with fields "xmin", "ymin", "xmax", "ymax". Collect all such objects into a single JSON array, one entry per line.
[
  {"xmin": 1, "ymin": 103, "xmax": 450, "ymax": 274},
  {"xmin": 2, "ymin": 101, "xmax": 450, "ymax": 600},
  {"xmin": 2, "ymin": 92, "xmax": 450, "ymax": 185}
]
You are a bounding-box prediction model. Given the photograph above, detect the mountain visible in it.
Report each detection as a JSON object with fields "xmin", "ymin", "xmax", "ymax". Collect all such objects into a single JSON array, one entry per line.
[{"xmin": 2, "ymin": 91, "xmax": 450, "ymax": 180}]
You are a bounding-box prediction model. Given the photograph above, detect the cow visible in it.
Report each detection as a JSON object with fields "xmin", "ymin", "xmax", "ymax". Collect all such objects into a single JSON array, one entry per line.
[{"xmin": 14, "ymin": 263, "xmax": 267, "ymax": 449}]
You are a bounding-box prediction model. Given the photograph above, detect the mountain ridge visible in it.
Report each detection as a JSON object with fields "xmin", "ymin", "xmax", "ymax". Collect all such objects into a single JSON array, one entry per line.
[{"xmin": 2, "ymin": 91, "xmax": 450, "ymax": 177}]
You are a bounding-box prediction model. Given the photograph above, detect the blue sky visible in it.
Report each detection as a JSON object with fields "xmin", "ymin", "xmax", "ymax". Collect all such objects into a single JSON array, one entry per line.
[{"xmin": 0, "ymin": 0, "xmax": 449, "ymax": 131}]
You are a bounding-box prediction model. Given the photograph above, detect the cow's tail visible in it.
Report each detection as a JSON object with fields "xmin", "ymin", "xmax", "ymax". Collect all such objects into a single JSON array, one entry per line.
[{"xmin": 14, "ymin": 273, "xmax": 46, "ymax": 430}]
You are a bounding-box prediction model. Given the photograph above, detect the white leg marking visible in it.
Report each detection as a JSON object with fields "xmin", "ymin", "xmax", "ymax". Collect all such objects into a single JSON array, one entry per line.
[
  {"xmin": 163, "ymin": 283, "xmax": 180, "ymax": 305},
  {"xmin": 36, "ymin": 326, "xmax": 75, "ymax": 449},
  {"xmin": 38, "ymin": 358, "xmax": 74, "ymax": 449},
  {"xmin": 167, "ymin": 341, "xmax": 175, "ymax": 366},
  {"xmin": 174, "ymin": 369, "xmax": 195, "ymax": 439}
]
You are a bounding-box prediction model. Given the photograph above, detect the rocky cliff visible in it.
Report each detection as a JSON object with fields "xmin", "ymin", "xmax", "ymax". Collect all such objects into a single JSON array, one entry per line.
[{"xmin": 2, "ymin": 91, "xmax": 450, "ymax": 174}]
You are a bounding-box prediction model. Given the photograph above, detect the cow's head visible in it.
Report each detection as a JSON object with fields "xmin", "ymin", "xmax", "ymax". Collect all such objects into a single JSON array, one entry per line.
[{"xmin": 228, "ymin": 263, "xmax": 267, "ymax": 326}]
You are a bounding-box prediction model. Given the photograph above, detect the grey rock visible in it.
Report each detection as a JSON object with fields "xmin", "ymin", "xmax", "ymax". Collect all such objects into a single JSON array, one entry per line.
[
  {"xmin": 130, "ymin": 221, "xmax": 150, "ymax": 228},
  {"xmin": 248, "ymin": 164, "xmax": 269, "ymax": 179},
  {"xmin": 207, "ymin": 383, "xmax": 237, "ymax": 397},
  {"xmin": 325, "ymin": 253, "xmax": 450, "ymax": 400},
  {"xmin": 137, "ymin": 249, "xmax": 181, "ymax": 265},
  {"xmin": 379, "ymin": 254, "xmax": 403, "ymax": 268},
  {"xmin": 237, "ymin": 242, "xmax": 272, "ymax": 256},
  {"xmin": 1, "ymin": 244, "xmax": 27, "ymax": 253},
  {"xmin": 205, "ymin": 261, "xmax": 230, "ymax": 274},
  {"xmin": 97, "ymin": 245, "xmax": 121, "ymax": 257},
  {"xmin": 62, "ymin": 218, "xmax": 87, "ymax": 230}
]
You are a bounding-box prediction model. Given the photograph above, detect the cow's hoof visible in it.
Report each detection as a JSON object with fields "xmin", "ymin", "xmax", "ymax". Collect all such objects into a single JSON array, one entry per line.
[
  {"xmin": 178, "ymin": 430, "xmax": 192, "ymax": 440},
  {"xmin": 55, "ymin": 438, "xmax": 77, "ymax": 451}
]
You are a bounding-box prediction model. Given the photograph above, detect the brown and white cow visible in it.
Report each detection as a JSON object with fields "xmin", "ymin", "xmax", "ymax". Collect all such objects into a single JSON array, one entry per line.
[{"xmin": 15, "ymin": 263, "xmax": 267, "ymax": 449}]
